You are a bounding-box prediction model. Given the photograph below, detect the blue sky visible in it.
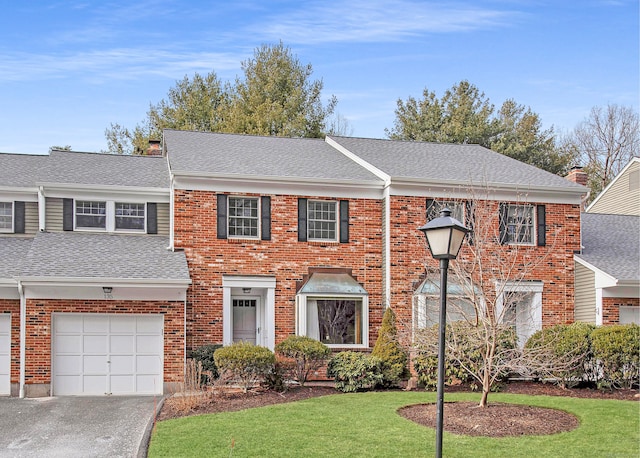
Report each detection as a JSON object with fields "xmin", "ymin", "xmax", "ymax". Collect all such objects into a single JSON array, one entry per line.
[{"xmin": 0, "ymin": 0, "xmax": 637, "ymax": 154}]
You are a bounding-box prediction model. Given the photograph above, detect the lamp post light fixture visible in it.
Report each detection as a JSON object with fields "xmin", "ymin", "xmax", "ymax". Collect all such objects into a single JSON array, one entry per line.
[{"xmin": 418, "ymin": 208, "xmax": 470, "ymax": 458}]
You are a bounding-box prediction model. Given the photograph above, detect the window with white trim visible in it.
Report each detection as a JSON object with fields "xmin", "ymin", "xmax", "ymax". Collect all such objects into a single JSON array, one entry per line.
[
  {"xmin": 304, "ymin": 297, "xmax": 365, "ymax": 346},
  {"xmin": 0, "ymin": 202, "xmax": 12, "ymax": 231},
  {"xmin": 505, "ymin": 204, "xmax": 535, "ymax": 245},
  {"xmin": 115, "ymin": 202, "xmax": 145, "ymax": 231},
  {"xmin": 426, "ymin": 199, "xmax": 464, "ymax": 223},
  {"xmin": 228, "ymin": 196, "xmax": 259, "ymax": 238},
  {"xmin": 75, "ymin": 201, "xmax": 106, "ymax": 229},
  {"xmin": 413, "ymin": 278, "xmax": 479, "ymax": 331},
  {"xmin": 307, "ymin": 200, "xmax": 337, "ymax": 241}
]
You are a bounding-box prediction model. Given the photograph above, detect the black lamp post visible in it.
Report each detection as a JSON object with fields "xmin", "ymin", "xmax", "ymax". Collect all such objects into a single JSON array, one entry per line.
[{"xmin": 418, "ymin": 208, "xmax": 470, "ymax": 458}]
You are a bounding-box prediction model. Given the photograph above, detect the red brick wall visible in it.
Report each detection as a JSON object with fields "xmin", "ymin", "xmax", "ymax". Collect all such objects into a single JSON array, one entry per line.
[
  {"xmin": 0, "ymin": 299, "xmax": 20, "ymax": 385},
  {"xmin": 602, "ymin": 298, "xmax": 640, "ymax": 325},
  {"xmin": 23, "ymin": 299, "xmax": 184, "ymax": 386},
  {"xmin": 174, "ymin": 191, "xmax": 384, "ymax": 350},
  {"xmin": 388, "ymin": 197, "xmax": 581, "ymax": 339}
]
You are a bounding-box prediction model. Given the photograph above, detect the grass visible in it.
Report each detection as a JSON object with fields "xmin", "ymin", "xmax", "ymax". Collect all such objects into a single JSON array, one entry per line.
[{"xmin": 148, "ymin": 391, "xmax": 639, "ymax": 457}]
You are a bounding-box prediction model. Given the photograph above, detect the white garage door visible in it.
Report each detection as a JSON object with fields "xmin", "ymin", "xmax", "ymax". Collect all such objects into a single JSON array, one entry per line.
[
  {"xmin": 52, "ymin": 314, "xmax": 163, "ymax": 396},
  {"xmin": 0, "ymin": 314, "xmax": 10, "ymax": 396}
]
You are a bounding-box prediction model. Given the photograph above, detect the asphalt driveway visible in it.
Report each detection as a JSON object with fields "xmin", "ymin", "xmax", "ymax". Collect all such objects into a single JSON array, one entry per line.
[{"xmin": 0, "ymin": 396, "xmax": 159, "ymax": 457}]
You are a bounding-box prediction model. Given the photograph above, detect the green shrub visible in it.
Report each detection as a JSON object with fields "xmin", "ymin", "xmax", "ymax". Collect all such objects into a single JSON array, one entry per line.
[
  {"xmin": 371, "ymin": 308, "xmax": 409, "ymax": 388},
  {"xmin": 188, "ymin": 344, "xmax": 223, "ymax": 383},
  {"xmin": 525, "ymin": 322, "xmax": 595, "ymax": 387},
  {"xmin": 275, "ymin": 336, "xmax": 330, "ymax": 387},
  {"xmin": 263, "ymin": 359, "xmax": 296, "ymax": 392},
  {"xmin": 213, "ymin": 342, "xmax": 276, "ymax": 393},
  {"xmin": 327, "ymin": 351, "xmax": 384, "ymax": 393},
  {"xmin": 591, "ymin": 324, "xmax": 640, "ymax": 389}
]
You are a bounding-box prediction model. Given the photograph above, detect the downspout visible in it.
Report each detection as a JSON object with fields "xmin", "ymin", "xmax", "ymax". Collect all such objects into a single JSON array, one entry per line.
[
  {"xmin": 169, "ymin": 174, "xmax": 175, "ymax": 251},
  {"xmin": 37, "ymin": 186, "xmax": 46, "ymax": 232},
  {"xmin": 383, "ymin": 180, "xmax": 391, "ymax": 308},
  {"xmin": 17, "ymin": 281, "xmax": 25, "ymax": 398},
  {"xmin": 183, "ymin": 295, "xmax": 187, "ymax": 382}
]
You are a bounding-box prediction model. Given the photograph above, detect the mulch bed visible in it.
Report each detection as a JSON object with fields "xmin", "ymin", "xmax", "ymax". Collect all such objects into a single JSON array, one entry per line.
[{"xmin": 157, "ymin": 381, "xmax": 638, "ymax": 438}]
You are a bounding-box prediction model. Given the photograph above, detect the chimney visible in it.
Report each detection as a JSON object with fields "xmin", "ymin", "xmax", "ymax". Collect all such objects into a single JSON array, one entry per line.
[
  {"xmin": 566, "ymin": 166, "xmax": 588, "ymax": 186},
  {"xmin": 145, "ymin": 139, "xmax": 162, "ymax": 156}
]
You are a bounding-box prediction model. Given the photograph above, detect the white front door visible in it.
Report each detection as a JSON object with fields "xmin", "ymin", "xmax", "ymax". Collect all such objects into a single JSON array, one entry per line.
[
  {"xmin": 52, "ymin": 314, "xmax": 163, "ymax": 396},
  {"xmin": 0, "ymin": 314, "xmax": 10, "ymax": 396},
  {"xmin": 232, "ymin": 297, "xmax": 258, "ymax": 344}
]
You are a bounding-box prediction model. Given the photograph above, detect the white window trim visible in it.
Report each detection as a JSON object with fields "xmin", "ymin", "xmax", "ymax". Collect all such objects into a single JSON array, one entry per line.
[
  {"xmin": 74, "ymin": 200, "xmax": 147, "ymax": 233},
  {"xmin": 227, "ymin": 195, "xmax": 260, "ymax": 240},
  {"xmin": 506, "ymin": 204, "xmax": 536, "ymax": 246},
  {"xmin": 0, "ymin": 201, "xmax": 13, "ymax": 233},
  {"xmin": 495, "ymin": 281, "xmax": 543, "ymax": 346},
  {"xmin": 412, "ymin": 292, "xmax": 485, "ymax": 333},
  {"xmin": 296, "ymin": 293, "xmax": 369, "ymax": 348},
  {"xmin": 307, "ymin": 199, "xmax": 338, "ymax": 242}
]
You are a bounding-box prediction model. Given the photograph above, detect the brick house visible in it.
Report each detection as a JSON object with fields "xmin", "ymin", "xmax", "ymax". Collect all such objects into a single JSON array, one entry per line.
[{"xmin": 0, "ymin": 132, "xmax": 587, "ymax": 397}]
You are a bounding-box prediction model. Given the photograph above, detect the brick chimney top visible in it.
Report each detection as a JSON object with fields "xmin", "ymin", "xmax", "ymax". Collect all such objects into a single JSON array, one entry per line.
[
  {"xmin": 566, "ymin": 166, "xmax": 588, "ymax": 186},
  {"xmin": 145, "ymin": 139, "xmax": 162, "ymax": 156}
]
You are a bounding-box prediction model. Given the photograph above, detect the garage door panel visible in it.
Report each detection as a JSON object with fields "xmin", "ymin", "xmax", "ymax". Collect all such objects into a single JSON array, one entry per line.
[
  {"xmin": 55, "ymin": 355, "xmax": 82, "ymax": 374},
  {"xmin": 137, "ymin": 335, "xmax": 162, "ymax": 353},
  {"xmin": 53, "ymin": 314, "xmax": 163, "ymax": 396},
  {"xmin": 0, "ymin": 315, "xmax": 11, "ymax": 396},
  {"xmin": 83, "ymin": 335, "xmax": 108, "ymax": 353}
]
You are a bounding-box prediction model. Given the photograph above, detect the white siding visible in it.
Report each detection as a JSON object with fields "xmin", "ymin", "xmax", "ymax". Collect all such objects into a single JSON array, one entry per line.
[
  {"xmin": 45, "ymin": 197, "xmax": 64, "ymax": 232},
  {"xmin": 574, "ymin": 262, "xmax": 596, "ymax": 323},
  {"xmin": 589, "ymin": 161, "xmax": 640, "ymax": 216}
]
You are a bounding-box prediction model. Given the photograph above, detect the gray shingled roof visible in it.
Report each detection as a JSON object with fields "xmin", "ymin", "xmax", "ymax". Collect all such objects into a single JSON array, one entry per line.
[
  {"xmin": 576, "ymin": 213, "xmax": 640, "ymax": 282},
  {"xmin": 329, "ymin": 136, "xmax": 586, "ymax": 191},
  {"xmin": 18, "ymin": 232, "xmax": 190, "ymax": 282},
  {"xmin": 0, "ymin": 153, "xmax": 49, "ymax": 188},
  {"xmin": 45, "ymin": 150, "xmax": 169, "ymax": 188},
  {"xmin": 164, "ymin": 130, "xmax": 380, "ymax": 182},
  {"xmin": 0, "ymin": 237, "xmax": 33, "ymax": 279}
]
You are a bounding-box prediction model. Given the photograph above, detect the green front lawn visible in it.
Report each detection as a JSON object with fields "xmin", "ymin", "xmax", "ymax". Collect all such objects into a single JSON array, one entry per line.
[{"xmin": 149, "ymin": 392, "xmax": 639, "ymax": 457}]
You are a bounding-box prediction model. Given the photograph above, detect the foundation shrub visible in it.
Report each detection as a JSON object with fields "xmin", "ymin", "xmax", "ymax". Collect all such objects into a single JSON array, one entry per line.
[
  {"xmin": 189, "ymin": 344, "xmax": 223, "ymax": 383},
  {"xmin": 213, "ymin": 342, "xmax": 276, "ymax": 393},
  {"xmin": 591, "ymin": 324, "xmax": 640, "ymax": 389},
  {"xmin": 371, "ymin": 308, "xmax": 409, "ymax": 388},
  {"xmin": 327, "ymin": 351, "xmax": 384, "ymax": 393},
  {"xmin": 275, "ymin": 336, "xmax": 331, "ymax": 387}
]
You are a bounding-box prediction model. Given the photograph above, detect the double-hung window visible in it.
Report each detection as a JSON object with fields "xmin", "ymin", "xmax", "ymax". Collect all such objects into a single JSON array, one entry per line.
[
  {"xmin": 426, "ymin": 199, "xmax": 464, "ymax": 222},
  {"xmin": 504, "ymin": 204, "xmax": 534, "ymax": 245},
  {"xmin": 0, "ymin": 202, "xmax": 12, "ymax": 232},
  {"xmin": 70, "ymin": 200, "xmax": 149, "ymax": 232},
  {"xmin": 228, "ymin": 197, "xmax": 259, "ymax": 238},
  {"xmin": 115, "ymin": 202, "xmax": 145, "ymax": 231},
  {"xmin": 75, "ymin": 201, "xmax": 106, "ymax": 229},
  {"xmin": 308, "ymin": 200, "xmax": 337, "ymax": 241}
]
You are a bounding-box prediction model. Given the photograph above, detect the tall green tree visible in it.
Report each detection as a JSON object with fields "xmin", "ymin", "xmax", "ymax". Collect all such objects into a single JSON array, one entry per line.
[
  {"xmin": 386, "ymin": 81, "xmax": 575, "ymax": 175},
  {"xmin": 104, "ymin": 43, "xmax": 336, "ymax": 154}
]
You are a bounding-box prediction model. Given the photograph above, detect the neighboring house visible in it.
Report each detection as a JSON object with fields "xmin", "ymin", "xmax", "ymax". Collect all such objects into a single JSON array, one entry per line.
[
  {"xmin": 1, "ymin": 132, "xmax": 587, "ymax": 397},
  {"xmin": 574, "ymin": 157, "xmax": 640, "ymax": 325}
]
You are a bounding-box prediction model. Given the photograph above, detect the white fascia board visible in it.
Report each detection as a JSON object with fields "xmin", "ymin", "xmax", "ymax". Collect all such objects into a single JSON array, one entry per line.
[
  {"xmin": 574, "ymin": 256, "xmax": 618, "ymax": 288},
  {"xmin": 0, "ymin": 280, "xmax": 19, "ymax": 299},
  {"xmin": 16, "ymin": 277, "xmax": 191, "ymax": 287},
  {"xmin": 586, "ymin": 157, "xmax": 639, "ymax": 212},
  {"xmin": 389, "ymin": 179, "xmax": 585, "ymax": 204},
  {"xmin": 172, "ymin": 174, "xmax": 385, "ymax": 199},
  {"xmin": 38, "ymin": 183, "xmax": 170, "ymax": 201},
  {"xmin": 222, "ymin": 275, "xmax": 277, "ymax": 289},
  {"xmin": 0, "ymin": 189, "xmax": 39, "ymax": 202}
]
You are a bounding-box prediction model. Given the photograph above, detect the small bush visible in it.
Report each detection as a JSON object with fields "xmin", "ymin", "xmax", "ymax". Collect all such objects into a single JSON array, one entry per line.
[
  {"xmin": 413, "ymin": 324, "xmax": 470, "ymax": 390},
  {"xmin": 371, "ymin": 308, "xmax": 409, "ymax": 388},
  {"xmin": 327, "ymin": 351, "xmax": 384, "ymax": 393},
  {"xmin": 189, "ymin": 344, "xmax": 223, "ymax": 383},
  {"xmin": 592, "ymin": 324, "xmax": 640, "ymax": 389},
  {"xmin": 275, "ymin": 336, "xmax": 330, "ymax": 386},
  {"xmin": 525, "ymin": 322, "xmax": 595, "ymax": 387},
  {"xmin": 263, "ymin": 359, "xmax": 296, "ymax": 392},
  {"xmin": 214, "ymin": 342, "xmax": 276, "ymax": 393}
]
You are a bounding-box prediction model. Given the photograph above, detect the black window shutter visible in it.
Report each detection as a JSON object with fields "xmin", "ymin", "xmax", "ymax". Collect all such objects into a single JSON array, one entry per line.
[
  {"xmin": 63, "ymin": 198, "xmax": 73, "ymax": 231},
  {"xmin": 298, "ymin": 198, "xmax": 307, "ymax": 242},
  {"xmin": 261, "ymin": 196, "xmax": 271, "ymax": 241},
  {"xmin": 537, "ymin": 205, "xmax": 546, "ymax": 246},
  {"xmin": 339, "ymin": 200, "xmax": 349, "ymax": 243},
  {"xmin": 14, "ymin": 201, "xmax": 25, "ymax": 233},
  {"xmin": 426, "ymin": 198, "xmax": 435, "ymax": 221},
  {"xmin": 147, "ymin": 203, "xmax": 157, "ymax": 234},
  {"xmin": 498, "ymin": 203, "xmax": 508, "ymax": 245},
  {"xmin": 465, "ymin": 200, "xmax": 474, "ymax": 246},
  {"xmin": 217, "ymin": 194, "xmax": 227, "ymax": 239}
]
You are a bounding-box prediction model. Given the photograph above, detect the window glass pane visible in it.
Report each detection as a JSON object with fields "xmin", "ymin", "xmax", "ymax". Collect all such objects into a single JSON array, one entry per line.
[
  {"xmin": 308, "ymin": 201, "xmax": 337, "ymax": 240},
  {"xmin": 228, "ymin": 197, "xmax": 259, "ymax": 237},
  {"xmin": 308, "ymin": 299, "xmax": 362, "ymax": 345},
  {"xmin": 422, "ymin": 296, "xmax": 477, "ymax": 327},
  {"xmin": 75, "ymin": 201, "xmax": 106, "ymax": 228},
  {"xmin": 507, "ymin": 205, "xmax": 534, "ymax": 244},
  {"xmin": 115, "ymin": 203, "xmax": 145, "ymax": 230},
  {"xmin": 427, "ymin": 200, "xmax": 464, "ymax": 222},
  {"xmin": 0, "ymin": 202, "xmax": 12, "ymax": 230}
]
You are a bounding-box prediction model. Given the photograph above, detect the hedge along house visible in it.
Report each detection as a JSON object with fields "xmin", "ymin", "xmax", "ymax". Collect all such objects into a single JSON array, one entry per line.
[{"xmin": 0, "ymin": 150, "xmax": 190, "ymax": 397}]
